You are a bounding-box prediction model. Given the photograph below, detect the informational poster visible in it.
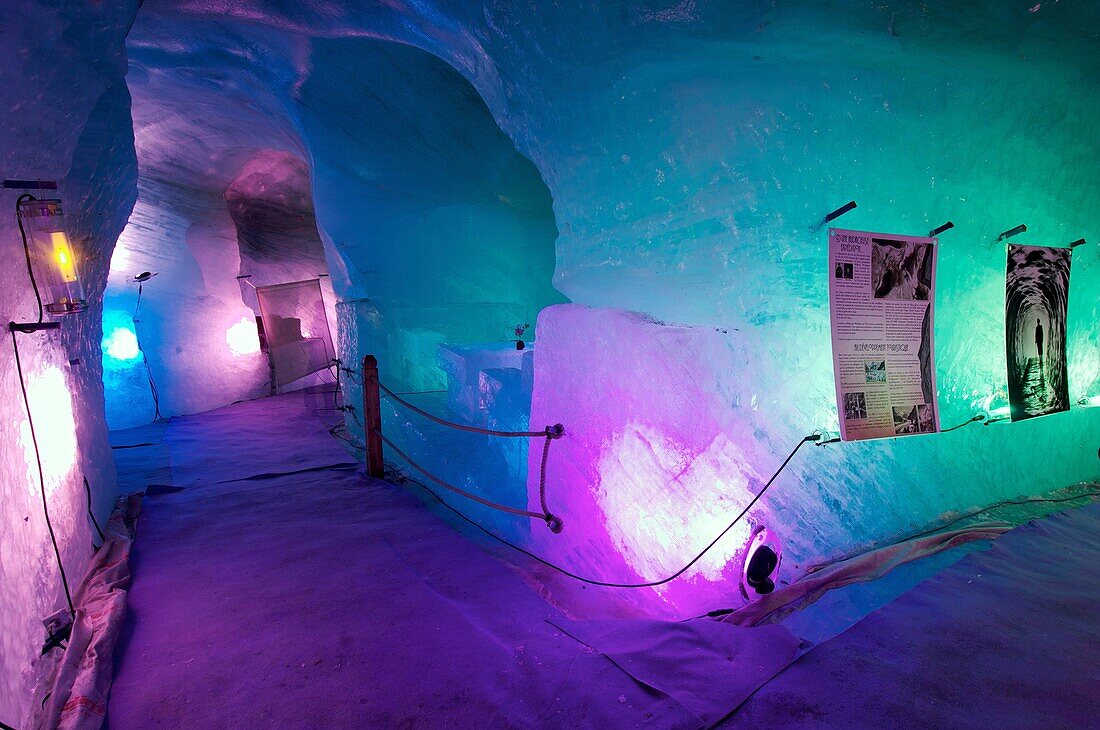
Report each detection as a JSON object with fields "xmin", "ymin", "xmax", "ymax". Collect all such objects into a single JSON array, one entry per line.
[
  {"xmin": 1006, "ymin": 245, "xmax": 1072, "ymax": 421},
  {"xmin": 829, "ymin": 228, "xmax": 940, "ymax": 441}
]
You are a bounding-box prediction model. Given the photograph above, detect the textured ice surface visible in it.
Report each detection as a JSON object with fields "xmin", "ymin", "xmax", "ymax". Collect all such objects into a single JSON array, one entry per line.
[
  {"xmin": 301, "ymin": 37, "xmax": 566, "ymax": 392},
  {"xmin": 5, "ymin": 1, "xmax": 1100, "ymax": 708},
  {"xmin": 528, "ymin": 304, "xmax": 1098, "ymax": 615},
  {"xmin": 101, "ymin": 15, "xmax": 309, "ymax": 426},
  {"xmin": 117, "ymin": 0, "xmax": 1097, "ymax": 617},
  {"xmin": 0, "ymin": 2, "xmax": 138, "ymax": 722}
]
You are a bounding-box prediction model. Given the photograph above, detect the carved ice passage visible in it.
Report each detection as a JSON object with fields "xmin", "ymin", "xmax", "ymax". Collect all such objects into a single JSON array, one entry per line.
[{"xmin": 1, "ymin": 2, "xmax": 1099, "ymax": 720}]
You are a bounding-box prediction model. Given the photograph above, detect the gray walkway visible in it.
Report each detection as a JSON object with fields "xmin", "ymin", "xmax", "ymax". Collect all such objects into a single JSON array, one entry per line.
[
  {"xmin": 729, "ymin": 501, "xmax": 1100, "ymax": 727},
  {"xmin": 105, "ymin": 391, "xmax": 796, "ymax": 728}
]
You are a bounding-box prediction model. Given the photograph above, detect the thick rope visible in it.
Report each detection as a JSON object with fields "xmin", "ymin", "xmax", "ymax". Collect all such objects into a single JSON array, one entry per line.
[
  {"xmin": 375, "ymin": 429, "xmax": 557, "ymax": 525},
  {"xmin": 371, "ymin": 375, "xmax": 560, "ymax": 439}
]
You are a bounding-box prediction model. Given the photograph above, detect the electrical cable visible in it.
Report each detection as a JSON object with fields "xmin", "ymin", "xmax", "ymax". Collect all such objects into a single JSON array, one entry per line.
[
  {"xmin": 10, "ymin": 328, "xmax": 74, "ymax": 616},
  {"xmin": 83, "ymin": 476, "xmax": 105, "ymax": 545},
  {"xmin": 940, "ymin": 413, "xmax": 986, "ymax": 432},
  {"xmin": 141, "ymin": 347, "xmax": 162, "ymax": 421},
  {"xmin": 814, "ymin": 413, "xmax": 987, "ymax": 447},
  {"xmin": 382, "ymin": 389, "xmax": 448, "ymax": 400},
  {"xmin": 391, "ymin": 434, "xmax": 817, "ymax": 589},
  {"xmin": 15, "ymin": 193, "xmax": 44, "ymax": 324},
  {"xmin": 132, "ymin": 281, "xmax": 163, "ymax": 421}
]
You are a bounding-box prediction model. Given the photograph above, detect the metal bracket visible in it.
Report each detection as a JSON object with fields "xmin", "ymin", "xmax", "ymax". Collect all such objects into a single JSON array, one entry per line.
[
  {"xmin": 929, "ymin": 221, "xmax": 954, "ymax": 237},
  {"xmin": 996, "ymin": 224, "xmax": 1027, "ymax": 243},
  {"xmin": 813, "ymin": 200, "xmax": 857, "ymax": 231},
  {"xmin": 9, "ymin": 321, "xmax": 60, "ymax": 333}
]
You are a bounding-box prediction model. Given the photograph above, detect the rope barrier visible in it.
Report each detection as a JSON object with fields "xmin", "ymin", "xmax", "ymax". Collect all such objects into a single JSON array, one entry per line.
[
  {"xmin": 375, "ymin": 429, "xmax": 556, "ymax": 525},
  {"xmin": 372, "ymin": 375, "xmax": 562, "ymax": 440},
  {"xmin": 367, "ymin": 372, "xmax": 564, "ymax": 532},
  {"xmin": 356, "ymin": 357, "xmax": 814, "ymax": 583},
  {"xmin": 399, "ymin": 435, "xmax": 818, "ymax": 589}
]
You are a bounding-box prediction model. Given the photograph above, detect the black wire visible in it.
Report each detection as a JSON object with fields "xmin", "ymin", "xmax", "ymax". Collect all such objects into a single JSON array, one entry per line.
[
  {"xmin": 132, "ymin": 284, "xmax": 163, "ymax": 421},
  {"xmin": 394, "ymin": 435, "xmax": 816, "ymax": 589},
  {"xmin": 381, "ymin": 389, "xmax": 448, "ymax": 400},
  {"xmin": 814, "ymin": 413, "xmax": 986, "ymax": 447},
  {"xmin": 15, "ymin": 193, "xmax": 44, "ymax": 324},
  {"xmin": 84, "ymin": 476, "xmax": 106, "ymax": 545},
  {"xmin": 940, "ymin": 413, "xmax": 986, "ymax": 432},
  {"xmin": 141, "ymin": 347, "xmax": 162, "ymax": 420},
  {"xmin": 10, "ymin": 328, "xmax": 74, "ymax": 616},
  {"xmin": 330, "ymin": 358, "xmax": 342, "ymax": 411}
]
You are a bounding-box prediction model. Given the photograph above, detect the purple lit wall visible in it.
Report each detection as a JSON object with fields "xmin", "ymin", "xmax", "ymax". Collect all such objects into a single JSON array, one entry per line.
[{"xmin": 0, "ymin": 2, "xmax": 138, "ymax": 720}]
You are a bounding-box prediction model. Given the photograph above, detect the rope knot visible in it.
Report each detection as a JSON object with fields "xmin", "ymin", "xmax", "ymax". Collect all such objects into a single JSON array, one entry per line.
[
  {"xmin": 545, "ymin": 423, "xmax": 564, "ymax": 439},
  {"xmin": 544, "ymin": 514, "xmax": 564, "ymax": 534}
]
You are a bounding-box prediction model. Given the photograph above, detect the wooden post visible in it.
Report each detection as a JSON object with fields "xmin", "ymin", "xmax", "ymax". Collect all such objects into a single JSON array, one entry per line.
[{"xmin": 362, "ymin": 355, "xmax": 385, "ymax": 478}]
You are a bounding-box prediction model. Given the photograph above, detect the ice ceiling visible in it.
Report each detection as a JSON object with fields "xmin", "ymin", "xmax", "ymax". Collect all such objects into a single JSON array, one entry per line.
[{"xmin": 2, "ymin": 0, "xmax": 1098, "ymax": 720}]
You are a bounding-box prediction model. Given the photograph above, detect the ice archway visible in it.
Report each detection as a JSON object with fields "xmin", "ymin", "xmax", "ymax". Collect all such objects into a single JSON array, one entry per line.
[{"xmin": 101, "ymin": 13, "xmax": 565, "ymax": 426}]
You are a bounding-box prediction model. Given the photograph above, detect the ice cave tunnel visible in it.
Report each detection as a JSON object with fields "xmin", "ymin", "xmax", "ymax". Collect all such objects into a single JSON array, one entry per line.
[{"xmin": 1, "ymin": 1, "xmax": 1098, "ymax": 727}]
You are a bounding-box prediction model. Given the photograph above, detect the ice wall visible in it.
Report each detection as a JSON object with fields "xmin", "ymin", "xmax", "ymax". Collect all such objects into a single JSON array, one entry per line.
[
  {"xmin": 137, "ymin": 0, "xmax": 1099, "ymax": 616},
  {"xmin": 101, "ymin": 16, "xmax": 310, "ymax": 427},
  {"xmin": 0, "ymin": 1, "xmax": 139, "ymax": 722},
  {"xmin": 508, "ymin": 2, "xmax": 1099, "ymax": 614},
  {"xmin": 298, "ymin": 37, "xmax": 566, "ymax": 393}
]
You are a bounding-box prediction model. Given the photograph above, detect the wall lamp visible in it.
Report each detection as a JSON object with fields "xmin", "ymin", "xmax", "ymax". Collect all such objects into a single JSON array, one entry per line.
[{"xmin": 6, "ymin": 179, "xmax": 88, "ymax": 319}]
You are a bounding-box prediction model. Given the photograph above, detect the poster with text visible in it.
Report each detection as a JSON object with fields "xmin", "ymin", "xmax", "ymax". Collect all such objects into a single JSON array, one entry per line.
[
  {"xmin": 1006, "ymin": 245, "xmax": 1072, "ymax": 421},
  {"xmin": 829, "ymin": 228, "xmax": 940, "ymax": 441}
]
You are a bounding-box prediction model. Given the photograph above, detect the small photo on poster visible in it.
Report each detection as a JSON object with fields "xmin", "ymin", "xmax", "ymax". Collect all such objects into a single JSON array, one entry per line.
[
  {"xmin": 871, "ymin": 238, "xmax": 934, "ymax": 300},
  {"xmin": 892, "ymin": 404, "xmax": 936, "ymax": 435},
  {"xmin": 864, "ymin": 360, "xmax": 887, "ymax": 383},
  {"xmin": 834, "ymin": 262, "xmax": 856, "ymax": 279},
  {"xmin": 843, "ymin": 392, "xmax": 868, "ymax": 420},
  {"xmin": 1006, "ymin": 245, "xmax": 1072, "ymax": 421}
]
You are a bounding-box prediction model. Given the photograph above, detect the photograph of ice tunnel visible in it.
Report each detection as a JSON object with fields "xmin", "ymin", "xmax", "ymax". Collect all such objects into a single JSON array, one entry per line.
[{"xmin": 1, "ymin": 1, "xmax": 1098, "ymax": 728}]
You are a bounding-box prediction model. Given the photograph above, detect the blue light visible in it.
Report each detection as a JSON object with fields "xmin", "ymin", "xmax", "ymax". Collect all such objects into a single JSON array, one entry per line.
[{"xmin": 103, "ymin": 326, "xmax": 140, "ymax": 362}]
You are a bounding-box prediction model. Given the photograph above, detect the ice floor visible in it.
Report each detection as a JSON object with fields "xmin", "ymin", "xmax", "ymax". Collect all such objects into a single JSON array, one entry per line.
[{"xmin": 105, "ymin": 390, "xmax": 1099, "ymax": 727}]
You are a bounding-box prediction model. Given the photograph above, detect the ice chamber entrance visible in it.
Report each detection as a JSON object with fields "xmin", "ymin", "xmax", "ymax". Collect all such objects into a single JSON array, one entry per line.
[{"xmin": 255, "ymin": 278, "xmax": 336, "ymax": 392}]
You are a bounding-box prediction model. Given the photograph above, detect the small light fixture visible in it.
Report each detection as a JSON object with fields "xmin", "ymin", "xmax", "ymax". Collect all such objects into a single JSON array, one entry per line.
[
  {"xmin": 17, "ymin": 197, "xmax": 87, "ymax": 315},
  {"xmin": 741, "ymin": 526, "xmax": 782, "ymax": 599}
]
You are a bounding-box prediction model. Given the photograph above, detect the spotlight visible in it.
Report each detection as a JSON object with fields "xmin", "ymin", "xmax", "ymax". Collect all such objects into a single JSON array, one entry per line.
[
  {"xmin": 741, "ymin": 526, "xmax": 782, "ymax": 598},
  {"xmin": 16, "ymin": 196, "xmax": 87, "ymax": 315},
  {"xmin": 133, "ymin": 271, "xmax": 157, "ymax": 283}
]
